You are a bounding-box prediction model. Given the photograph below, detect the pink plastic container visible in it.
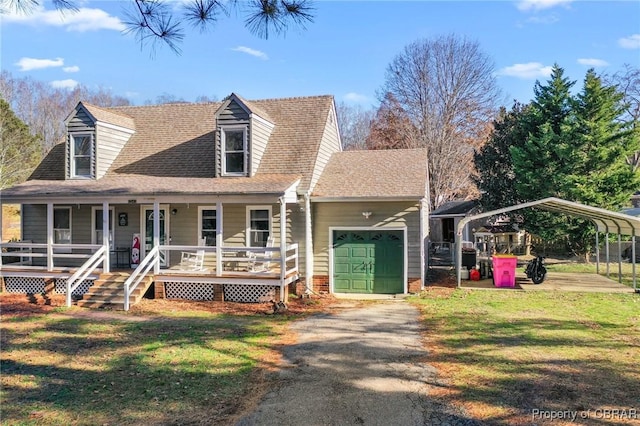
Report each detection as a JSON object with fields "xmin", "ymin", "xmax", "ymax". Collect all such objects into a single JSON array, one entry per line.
[{"xmin": 492, "ymin": 255, "xmax": 517, "ymax": 287}]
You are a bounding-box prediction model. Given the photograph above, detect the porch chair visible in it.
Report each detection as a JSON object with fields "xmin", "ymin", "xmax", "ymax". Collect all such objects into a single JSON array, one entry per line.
[
  {"xmin": 248, "ymin": 236, "xmax": 276, "ymax": 272},
  {"xmin": 179, "ymin": 238, "xmax": 206, "ymax": 271}
]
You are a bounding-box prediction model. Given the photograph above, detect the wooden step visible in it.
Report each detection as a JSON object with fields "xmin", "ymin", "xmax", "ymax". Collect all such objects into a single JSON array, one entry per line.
[{"xmin": 76, "ymin": 273, "xmax": 153, "ymax": 310}]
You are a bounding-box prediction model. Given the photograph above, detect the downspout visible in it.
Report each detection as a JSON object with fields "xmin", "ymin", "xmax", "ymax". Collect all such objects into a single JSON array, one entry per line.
[
  {"xmin": 419, "ymin": 198, "xmax": 427, "ymax": 290},
  {"xmin": 304, "ymin": 192, "xmax": 314, "ymax": 294},
  {"xmin": 279, "ymin": 197, "xmax": 287, "ymax": 301}
]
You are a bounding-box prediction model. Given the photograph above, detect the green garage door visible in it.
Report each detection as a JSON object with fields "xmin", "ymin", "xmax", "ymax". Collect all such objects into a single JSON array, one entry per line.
[{"xmin": 333, "ymin": 230, "xmax": 404, "ymax": 294}]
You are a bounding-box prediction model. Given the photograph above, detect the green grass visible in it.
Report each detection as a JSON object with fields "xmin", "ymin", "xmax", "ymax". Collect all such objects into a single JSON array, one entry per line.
[
  {"xmin": 0, "ymin": 309, "xmax": 292, "ymax": 425},
  {"xmin": 410, "ymin": 284, "xmax": 640, "ymax": 424}
]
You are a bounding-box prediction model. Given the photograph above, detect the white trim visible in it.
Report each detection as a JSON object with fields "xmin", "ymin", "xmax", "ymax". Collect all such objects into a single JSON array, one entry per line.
[
  {"xmin": 250, "ymin": 113, "xmax": 275, "ymax": 130},
  {"xmin": 140, "ymin": 204, "xmax": 169, "ymax": 266},
  {"xmin": 312, "ymin": 197, "xmax": 424, "ymax": 203},
  {"xmin": 90, "ymin": 206, "xmax": 115, "ymax": 245},
  {"xmin": 95, "ymin": 121, "xmax": 136, "ymax": 134},
  {"xmin": 53, "ymin": 206, "xmax": 72, "ymax": 254},
  {"xmin": 221, "ymin": 126, "xmax": 248, "ymax": 176},
  {"xmin": 246, "ymin": 205, "xmax": 272, "ymax": 247},
  {"xmin": 328, "ymin": 226, "xmax": 408, "ymax": 294},
  {"xmin": 69, "ymin": 132, "xmax": 94, "ymax": 179},
  {"xmin": 198, "ymin": 206, "xmax": 217, "ymax": 246}
]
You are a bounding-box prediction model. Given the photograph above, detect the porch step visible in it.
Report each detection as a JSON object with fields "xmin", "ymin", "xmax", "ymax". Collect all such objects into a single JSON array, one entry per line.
[{"xmin": 76, "ymin": 272, "xmax": 153, "ymax": 310}]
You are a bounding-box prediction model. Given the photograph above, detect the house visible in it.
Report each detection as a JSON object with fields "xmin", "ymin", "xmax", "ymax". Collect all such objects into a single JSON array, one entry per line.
[{"xmin": 0, "ymin": 94, "xmax": 429, "ymax": 309}]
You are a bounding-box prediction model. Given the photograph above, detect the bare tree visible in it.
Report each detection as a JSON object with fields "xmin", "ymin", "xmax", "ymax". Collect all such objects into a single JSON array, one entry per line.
[
  {"xmin": 0, "ymin": 71, "xmax": 130, "ymax": 153},
  {"xmin": 366, "ymin": 93, "xmax": 419, "ymax": 150},
  {"xmin": 2, "ymin": 0, "xmax": 315, "ymax": 54},
  {"xmin": 380, "ymin": 34, "xmax": 501, "ymax": 209},
  {"xmin": 335, "ymin": 101, "xmax": 374, "ymax": 150},
  {"xmin": 604, "ymin": 64, "xmax": 640, "ymax": 171}
]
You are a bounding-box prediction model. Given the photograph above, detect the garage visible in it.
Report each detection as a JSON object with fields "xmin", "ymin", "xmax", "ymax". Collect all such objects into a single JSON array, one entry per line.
[{"xmin": 332, "ymin": 230, "xmax": 404, "ymax": 294}]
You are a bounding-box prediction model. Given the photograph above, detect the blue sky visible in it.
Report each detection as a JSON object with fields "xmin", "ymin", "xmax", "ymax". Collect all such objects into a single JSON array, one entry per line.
[{"xmin": 1, "ymin": 0, "xmax": 639, "ymax": 108}]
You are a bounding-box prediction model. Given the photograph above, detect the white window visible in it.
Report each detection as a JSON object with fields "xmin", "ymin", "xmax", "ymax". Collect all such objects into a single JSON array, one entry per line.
[
  {"xmin": 221, "ymin": 127, "xmax": 247, "ymax": 176},
  {"xmin": 91, "ymin": 207, "xmax": 114, "ymax": 244},
  {"xmin": 53, "ymin": 207, "xmax": 71, "ymax": 245},
  {"xmin": 246, "ymin": 206, "xmax": 271, "ymax": 247},
  {"xmin": 70, "ymin": 133, "xmax": 93, "ymax": 178},
  {"xmin": 198, "ymin": 207, "xmax": 217, "ymax": 246}
]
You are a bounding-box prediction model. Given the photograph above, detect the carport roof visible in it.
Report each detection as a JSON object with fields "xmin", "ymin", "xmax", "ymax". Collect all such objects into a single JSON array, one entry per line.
[{"xmin": 457, "ymin": 197, "xmax": 640, "ymax": 237}]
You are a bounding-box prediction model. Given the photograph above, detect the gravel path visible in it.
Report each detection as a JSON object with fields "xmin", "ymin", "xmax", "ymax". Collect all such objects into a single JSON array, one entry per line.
[{"xmin": 236, "ymin": 301, "xmax": 481, "ymax": 426}]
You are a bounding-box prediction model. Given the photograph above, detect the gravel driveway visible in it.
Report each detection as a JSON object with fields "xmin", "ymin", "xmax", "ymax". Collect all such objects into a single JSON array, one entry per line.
[{"xmin": 236, "ymin": 301, "xmax": 481, "ymax": 425}]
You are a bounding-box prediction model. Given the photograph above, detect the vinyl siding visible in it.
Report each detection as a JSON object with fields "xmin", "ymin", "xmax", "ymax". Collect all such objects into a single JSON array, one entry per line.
[
  {"xmin": 66, "ymin": 108, "xmax": 96, "ymax": 179},
  {"xmin": 313, "ymin": 201, "xmax": 422, "ymax": 278},
  {"xmin": 216, "ymin": 100, "xmax": 250, "ymax": 177},
  {"xmin": 95, "ymin": 124, "xmax": 133, "ymax": 178},
  {"xmin": 249, "ymin": 116, "xmax": 274, "ymax": 176},
  {"xmin": 309, "ymin": 103, "xmax": 341, "ymax": 192}
]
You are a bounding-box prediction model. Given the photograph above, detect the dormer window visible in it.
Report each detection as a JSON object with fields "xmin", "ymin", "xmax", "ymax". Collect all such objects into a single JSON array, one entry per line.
[
  {"xmin": 221, "ymin": 127, "xmax": 247, "ymax": 176},
  {"xmin": 70, "ymin": 133, "xmax": 94, "ymax": 178}
]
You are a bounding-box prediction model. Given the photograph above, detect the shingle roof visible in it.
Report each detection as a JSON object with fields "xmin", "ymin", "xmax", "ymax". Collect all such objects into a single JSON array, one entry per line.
[
  {"xmin": 312, "ymin": 149, "xmax": 429, "ymax": 199},
  {"xmin": 2, "ymin": 174, "xmax": 300, "ymax": 199},
  {"xmin": 431, "ymin": 200, "xmax": 479, "ymax": 216},
  {"xmin": 82, "ymin": 102, "xmax": 136, "ymax": 130},
  {"xmin": 28, "ymin": 95, "xmax": 335, "ymax": 193}
]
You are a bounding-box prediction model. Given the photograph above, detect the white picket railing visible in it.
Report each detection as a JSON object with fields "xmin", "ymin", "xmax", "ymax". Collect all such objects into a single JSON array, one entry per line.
[
  {"xmin": 123, "ymin": 246, "xmax": 159, "ymax": 311},
  {"xmin": 65, "ymin": 246, "xmax": 107, "ymax": 307}
]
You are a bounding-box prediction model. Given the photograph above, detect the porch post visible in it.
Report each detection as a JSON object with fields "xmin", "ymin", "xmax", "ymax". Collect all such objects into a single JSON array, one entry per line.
[
  {"xmin": 216, "ymin": 201, "xmax": 223, "ymax": 277},
  {"xmin": 153, "ymin": 201, "xmax": 160, "ymax": 274},
  {"xmin": 47, "ymin": 202, "xmax": 54, "ymax": 271},
  {"xmin": 103, "ymin": 201, "xmax": 110, "ymax": 272},
  {"xmin": 279, "ymin": 197, "xmax": 286, "ymax": 300},
  {"xmin": 304, "ymin": 193, "xmax": 313, "ymax": 293}
]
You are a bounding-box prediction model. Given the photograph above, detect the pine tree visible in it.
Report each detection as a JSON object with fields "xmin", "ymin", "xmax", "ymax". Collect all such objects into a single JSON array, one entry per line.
[{"xmin": 0, "ymin": 98, "xmax": 42, "ymax": 190}]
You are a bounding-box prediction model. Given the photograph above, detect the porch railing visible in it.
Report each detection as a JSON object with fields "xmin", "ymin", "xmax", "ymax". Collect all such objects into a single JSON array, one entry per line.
[
  {"xmin": 124, "ymin": 246, "xmax": 159, "ymax": 311},
  {"xmin": 66, "ymin": 246, "xmax": 107, "ymax": 307},
  {"xmin": 0, "ymin": 241, "xmax": 102, "ymax": 270},
  {"xmin": 157, "ymin": 243, "xmax": 299, "ymax": 276}
]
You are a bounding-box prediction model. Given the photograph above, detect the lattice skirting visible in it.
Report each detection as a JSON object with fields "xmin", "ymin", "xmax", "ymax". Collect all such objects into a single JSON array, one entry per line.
[
  {"xmin": 4, "ymin": 277, "xmax": 46, "ymax": 294},
  {"xmin": 165, "ymin": 282, "xmax": 215, "ymax": 300},
  {"xmin": 224, "ymin": 284, "xmax": 276, "ymax": 303},
  {"xmin": 55, "ymin": 279, "xmax": 93, "ymax": 296}
]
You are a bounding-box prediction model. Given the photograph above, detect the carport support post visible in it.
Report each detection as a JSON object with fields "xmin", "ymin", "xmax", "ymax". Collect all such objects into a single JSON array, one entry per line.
[
  {"xmin": 618, "ymin": 234, "xmax": 622, "ymax": 283},
  {"xmin": 595, "ymin": 232, "xmax": 600, "ymax": 275},
  {"xmin": 456, "ymin": 230, "xmax": 462, "ymax": 288},
  {"xmin": 605, "ymin": 233, "xmax": 610, "ymax": 278},
  {"xmin": 633, "ymin": 235, "xmax": 637, "ymax": 291}
]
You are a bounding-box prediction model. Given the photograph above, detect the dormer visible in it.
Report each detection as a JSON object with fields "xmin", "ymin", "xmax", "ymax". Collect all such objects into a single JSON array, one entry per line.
[
  {"xmin": 64, "ymin": 102, "xmax": 135, "ymax": 180},
  {"xmin": 214, "ymin": 93, "xmax": 275, "ymax": 177}
]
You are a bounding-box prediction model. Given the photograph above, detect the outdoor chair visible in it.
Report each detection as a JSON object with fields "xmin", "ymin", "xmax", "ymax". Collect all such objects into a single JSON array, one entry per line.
[
  {"xmin": 248, "ymin": 236, "xmax": 276, "ymax": 272},
  {"xmin": 179, "ymin": 238, "xmax": 206, "ymax": 271}
]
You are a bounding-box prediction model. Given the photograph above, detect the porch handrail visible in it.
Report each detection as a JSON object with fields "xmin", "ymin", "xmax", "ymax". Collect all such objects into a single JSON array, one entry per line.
[
  {"xmin": 66, "ymin": 245, "xmax": 108, "ymax": 307},
  {"xmin": 124, "ymin": 246, "xmax": 159, "ymax": 311},
  {"xmin": 284, "ymin": 243, "xmax": 299, "ymax": 277}
]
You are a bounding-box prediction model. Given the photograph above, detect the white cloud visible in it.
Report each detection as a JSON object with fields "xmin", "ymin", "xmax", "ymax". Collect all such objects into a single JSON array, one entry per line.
[
  {"xmin": 577, "ymin": 58, "xmax": 609, "ymax": 67},
  {"xmin": 516, "ymin": 0, "xmax": 573, "ymax": 12},
  {"xmin": 525, "ymin": 14, "xmax": 559, "ymax": 25},
  {"xmin": 497, "ymin": 62, "xmax": 553, "ymax": 79},
  {"xmin": 231, "ymin": 46, "xmax": 269, "ymax": 60},
  {"xmin": 15, "ymin": 57, "xmax": 64, "ymax": 71},
  {"xmin": 3, "ymin": 5, "xmax": 125, "ymax": 32},
  {"xmin": 619, "ymin": 34, "xmax": 640, "ymax": 49},
  {"xmin": 63, "ymin": 65, "xmax": 80, "ymax": 73},
  {"xmin": 51, "ymin": 79, "xmax": 79, "ymax": 89},
  {"xmin": 343, "ymin": 92, "xmax": 369, "ymax": 104}
]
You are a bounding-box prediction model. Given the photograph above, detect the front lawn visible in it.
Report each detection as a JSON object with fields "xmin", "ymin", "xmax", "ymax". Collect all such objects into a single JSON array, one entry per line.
[
  {"xmin": 412, "ymin": 273, "xmax": 640, "ymax": 425},
  {"xmin": 0, "ymin": 295, "xmax": 326, "ymax": 425}
]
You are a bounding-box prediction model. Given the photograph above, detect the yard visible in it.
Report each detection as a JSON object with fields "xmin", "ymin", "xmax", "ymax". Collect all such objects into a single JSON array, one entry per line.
[
  {"xmin": 1, "ymin": 269, "xmax": 639, "ymax": 425},
  {"xmin": 413, "ymin": 268, "xmax": 640, "ymax": 425},
  {"xmin": 0, "ymin": 294, "xmax": 333, "ymax": 426}
]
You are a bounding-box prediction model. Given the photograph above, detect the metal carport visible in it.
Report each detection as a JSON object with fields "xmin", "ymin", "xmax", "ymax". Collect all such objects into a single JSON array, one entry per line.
[{"xmin": 455, "ymin": 197, "xmax": 640, "ymax": 292}]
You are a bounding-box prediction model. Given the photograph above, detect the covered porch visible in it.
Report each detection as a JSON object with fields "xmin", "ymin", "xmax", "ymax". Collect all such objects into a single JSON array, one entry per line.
[{"xmin": 0, "ymin": 180, "xmax": 307, "ymax": 309}]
